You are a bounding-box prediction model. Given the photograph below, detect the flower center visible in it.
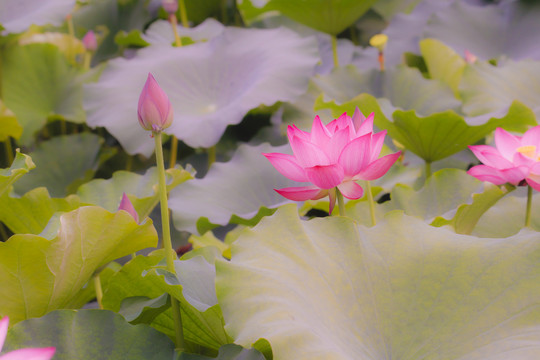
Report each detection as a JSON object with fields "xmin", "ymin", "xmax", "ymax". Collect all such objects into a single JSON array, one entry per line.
[{"xmin": 516, "ymin": 145, "xmax": 540, "ymax": 160}]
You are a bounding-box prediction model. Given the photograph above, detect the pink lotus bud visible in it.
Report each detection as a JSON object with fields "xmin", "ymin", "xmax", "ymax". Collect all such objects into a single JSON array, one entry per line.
[
  {"xmin": 82, "ymin": 30, "xmax": 97, "ymax": 52},
  {"xmin": 162, "ymin": 0, "xmax": 178, "ymax": 15},
  {"xmin": 464, "ymin": 49, "xmax": 478, "ymax": 64},
  {"xmin": 137, "ymin": 73, "xmax": 174, "ymax": 132},
  {"xmin": 118, "ymin": 192, "xmax": 139, "ymax": 223},
  {"xmin": 0, "ymin": 316, "xmax": 56, "ymax": 359}
]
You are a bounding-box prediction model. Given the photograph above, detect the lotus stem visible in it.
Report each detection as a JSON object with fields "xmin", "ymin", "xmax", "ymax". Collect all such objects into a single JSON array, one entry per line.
[
  {"xmin": 425, "ymin": 161, "xmax": 432, "ymax": 179},
  {"xmin": 167, "ymin": 11, "xmax": 182, "ymax": 169},
  {"xmin": 221, "ymin": 0, "xmax": 228, "ymax": 24},
  {"xmin": 169, "ymin": 13, "xmax": 183, "ymax": 47},
  {"xmin": 336, "ymin": 187, "xmax": 346, "ymax": 217},
  {"xmin": 154, "ymin": 131, "xmax": 185, "ymax": 351},
  {"xmin": 366, "ymin": 181, "xmax": 376, "ymax": 226},
  {"xmin": 378, "ymin": 51, "xmax": 385, "ymax": 72},
  {"xmin": 83, "ymin": 52, "xmax": 92, "ymax": 70},
  {"xmin": 207, "ymin": 146, "xmax": 216, "ymax": 168},
  {"xmin": 331, "ymin": 35, "xmax": 339, "ymax": 67},
  {"xmin": 178, "ymin": 0, "xmax": 189, "ymax": 28},
  {"xmin": 4, "ymin": 138, "xmax": 13, "ymax": 166},
  {"xmin": 93, "ymin": 274, "xmax": 104, "ymax": 309},
  {"xmin": 525, "ymin": 185, "xmax": 533, "ymax": 227}
]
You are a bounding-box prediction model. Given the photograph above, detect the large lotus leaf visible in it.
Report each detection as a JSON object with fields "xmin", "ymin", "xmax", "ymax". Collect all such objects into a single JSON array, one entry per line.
[
  {"xmin": 77, "ymin": 166, "xmax": 192, "ymax": 220},
  {"xmin": 0, "ymin": 206, "xmax": 157, "ymax": 324},
  {"xmin": 372, "ymin": 0, "xmax": 423, "ymax": 20},
  {"xmin": 1, "ymin": 43, "xmax": 85, "ymax": 144},
  {"xmin": 216, "ymin": 204, "xmax": 540, "ymax": 359},
  {"xmin": 248, "ymin": 0, "xmax": 378, "ymax": 35},
  {"xmin": 142, "ymin": 18, "xmax": 225, "ymax": 45},
  {"xmin": 102, "ymin": 250, "xmax": 231, "ymax": 350},
  {"xmin": 424, "ymin": 0, "xmax": 540, "ymax": 62},
  {"xmin": 0, "ymin": 151, "xmax": 34, "ymax": 198},
  {"xmin": 178, "ymin": 344, "xmax": 265, "ymax": 360},
  {"xmin": 84, "ymin": 27, "xmax": 318, "ymax": 156},
  {"xmin": 72, "ymin": 0, "xmax": 151, "ymax": 62},
  {"xmin": 13, "ymin": 133, "xmax": 108, "ymax": 197},
  {"xmin": 419, "ymin": 38, "xmax": 465, "ymax": 98},
  {"xmin": 0, "ymin": 101, "xmax": 22, "ymax": 141},
  {"xmin": 317, "ymin": 94, "xmax": 536, "ymax": 163},
  {"xmin": 460, "ymin": 60, "xmax": 540, "ymax": 116},
  {"xmin": 313, "ymin": 65, "xmax": 461, "ymax": 116},
  {"xmin": 473, "ymin": 190, "xmax": 540, "ymax": 238},
  {"xmin": 0, "ymin": 187, "xmax": 82, "ymax": 234},
  {"xmin": 3, "ymin": 310, "xmax": 175, "ymax": 360},
  {"xmin": 0, "ymin": 0, "xmax": 75, "ymax": 34},
  {"xmin": 169, "ymin": 143, "xmax": 303, "ymax": 235}
]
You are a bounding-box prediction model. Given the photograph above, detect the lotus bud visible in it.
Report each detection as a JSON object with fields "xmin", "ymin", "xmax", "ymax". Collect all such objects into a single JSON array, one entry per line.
[
  {"xmin": 162, "ymin": 0, "xmax": 178, "ymax": 15},
  {"xmin": 464, "ymin": 49, "xmax": 478, "ymax": 64},
  {"xmin": 369, "ymin": 34, "xmax": 388, "ymax": 52},
  {"xmin": 118, "ymin": 192, "xmax": 139, "ymax": 223},
  {"xmin": 82, "ymin": 30, "xmax": 97, "ymax": 52},
  {"xmin": 137, "ymin": 73, "xmax": 174, "ymax": 133}
]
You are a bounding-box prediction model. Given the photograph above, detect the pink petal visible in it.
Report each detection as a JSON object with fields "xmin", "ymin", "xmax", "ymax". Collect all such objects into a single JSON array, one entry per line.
[
  {"xmin": 310, "ymin": 115, "xmax": 331, "ymax": 148},
  {"xmin": 263, "ymin": 153, "xmax": 308, "ymax": 182},
  {"xmin": 137, "ymin": 73, "xmax": 173, "ymax": 131},
  {"xmin": 370, "ymin": 131, "xmax": 386, "ymax": 162},
  {"xmin": 353, "ymin": 151, "xmax": 401, "ymax": 181},
  {"xmin": 304, "ymin": 164, "xmax": 345, "ymax": 189},
  {"xmin": 351, "ymin": 107, "xmax": 366, "ymax": 133},
  {"xmin": 0, "ymin": 347, "xmax": 56, "ymax": 360},
  {"xmin": 494, "ymin": 127, "xmax": 521, "ymax": 161},
  {"xmin": 275, "ymin": 186, "xmax": 325, "ymax": 201},
  {"xmin": 286, "ymin": 125, "xmax": 309, "ymax": 144},
  {"xmin": 290, "ymin": 135, "xmax": 330, "ymax": 167},
  {"xmin": 338, "ymin": 181, "xmax": 364, "ymax": 199},
  {"xmin": 356, "ymin": 112, "xmax": 374, "ymax": 137},
  {"xmin": 512, "ymin": 152, "xmax": 536, "ymax": 169},
  {"xmin": 467, "ymin": 165, "xmax": 525, "ymax": 185},
  {"xmin": 337, "ymin": 133, "xmax": 372, "ymax": 177},
  {"xmin": 0, "ymin": 317, "xmax": 8, "ymax": 350},
  {"xmin": 527, "ymin": 176, "xmax": 540, "ymax": 191},
  {"xmin": 468, "ymin": 145, "xmax": 513, "ymax": 169},
  {"xmin": 326, "ymin": 128, "xmax": 350, "ymax": 162},
  {"xmin": 326, "ymin": 119, "xmax": 338, "ymax": 134},
  {"xmin": 522, "ymin": 125, "xmax": 540, "ymax": 147},
  {"xmin": 118, "ymin": 193, "xmax": 139, "ymax": 223}
]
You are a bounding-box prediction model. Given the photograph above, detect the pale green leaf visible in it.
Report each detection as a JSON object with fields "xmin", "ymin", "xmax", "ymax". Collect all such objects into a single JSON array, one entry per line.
[{"xmin": 0, "ymin": 151, "xmax": 35, "ymax": 198}]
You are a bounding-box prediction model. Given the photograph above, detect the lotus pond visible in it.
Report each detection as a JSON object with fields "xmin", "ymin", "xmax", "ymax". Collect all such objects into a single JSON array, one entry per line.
[{"xmin": 1, "ymin": 0, "xmax": 540, "ymax": 359}]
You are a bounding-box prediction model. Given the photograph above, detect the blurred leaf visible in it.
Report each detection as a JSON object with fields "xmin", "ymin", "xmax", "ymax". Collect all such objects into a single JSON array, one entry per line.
[
  {"xmin": 142, "ymin": 18, "xmax": 224, "ymax": 46},
  {"xmin": 114, "ymin": 29, "xmax": 149, "ymax": 48},
  {"xmin": 18, "ymin": 32, "xmax": 85, "ymax": 65},
  {"xmin": 217, "ymin": 204, "xmax": 540, "ymax": 359},
  {"xmin": 178, "ymin": 344, "xmax": 266, "ymax": 360},
  {"xmin": 119, "ymin": 294, "xmax": 171, "ymax": 325},
  {"xmin": 0, "ymin": 101, "xmax": 22, "ymax": 141},
  {"xmin": 0, "ymin": 0, "xmax": 75, "ymax": 34},
  {"xmin": 13, "ymin": 133, "xmax": 108, "ymax": 197},
  {"xmin": 3, "ymin": 309, "xmax": 175, "ymax": 360},
  {"xmin": 0, "ymin": 206, "xmax": 157, "ymax": 324},
  {"xmin": 2, "ymin": 43, "xmax": 85, "ymax": 144},
  {"xmin": 0, "ymin": 151, "xmax": 34, "ymax": 198}
]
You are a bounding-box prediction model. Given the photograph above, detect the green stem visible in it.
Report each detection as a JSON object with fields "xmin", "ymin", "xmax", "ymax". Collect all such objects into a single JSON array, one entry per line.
[
  {"xmin": 83, "ymin": 52, "xmax": 92, "ymax": 70},
  {"xmin": 93, "ymin": 274, "xmax": 103, "ymax": 309},
  {"xmin": 207, "ymin": 146, "xmax": 216, "ymax": 168},
  {"xmin": 366, "ymin": 181, "xmax": 376, "ymax": 226},
  {"xmin": 169, "ymin": 136, "xmax": 178, "ymax": 168},
  {"xmin": 336, "ymin": 188, "xmax": 346, "ymax": 217},
  {"xmin": 221, "ymin": 0, "xmax": 228, "ymax": 24},
  {"xmin": 153, "ymin": 131, "xmax": 185, "ymax": 351},
  {"xmin": 169, "ymin": 13, "xmax": 183, "ymax": 47},
  {"xmin": 525, "ymin": 185, "xmax": 533, "ymax": 227},
  {"xmin": 4, "ymin": 138, "xmax": 13, "ymax": 165},
  {"xmin": 125, "ymin": 155, "xmax": 133, "ymax": 172},
  {"xmin": 331, "ymin": 35, "xmax": 339, "ymax": 68},
  {"xmin": 178, "ymin": 0, "xmax": 189, "ymax": 28},
  {"xmin": 425, "ymin": 161, "xmax": 432, "ymax": 179}
]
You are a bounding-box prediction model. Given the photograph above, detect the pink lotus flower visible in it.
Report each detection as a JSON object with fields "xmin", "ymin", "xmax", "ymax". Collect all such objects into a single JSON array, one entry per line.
[
  {"xmin": 137, "ymin": 73, "xmax": 174, "ymax": 133},
  {"xmin": 82, "ymin": 30, "xmax": 97, "ymax": 52},
  {"xmin": 0, "ymin": 317, "xmax": 55, "ymax": 360},
  {"xmin": 263, "ymin": 108, "xmax": 401, "ymax": 214},
  {"xmin": 162, "ymin": 0, "xmax": 178, "ymax": 15},
  {"xmin": 468, "ymin": 126, "xmax": 540, "ymax": 190},
  {"xmin": 118, "ymin": 192, "xmax": 139, "ymax": 223}
]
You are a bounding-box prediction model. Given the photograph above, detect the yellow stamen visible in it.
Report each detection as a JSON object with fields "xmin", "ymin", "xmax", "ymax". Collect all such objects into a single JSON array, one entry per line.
[{"xmin": 516, "ymin": 145, "xmax": 538, "ymax": 160}]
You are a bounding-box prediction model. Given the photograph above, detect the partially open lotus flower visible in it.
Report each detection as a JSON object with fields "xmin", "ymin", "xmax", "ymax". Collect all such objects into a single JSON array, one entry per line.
[
  {"xmin": 118, "ymin": 192, "xmax": 139, "ymax": 223},
  {"xmin": 263, "ymin": 108, "xmax": 401, "ymax": 214},
  {"xmin": 468, "ymin": 126, "xmax": 540, "ymax": 190},
  {"xmin": 162, "ymin": 0, "xmax": 178, "ymax": 15},
  {"xmin": 0, "ymin": 317, "xmax": 55, "ymax": 360},
  {"xmin": 137, "ymin": 73, "xmax": 173, "ymax": 133}
]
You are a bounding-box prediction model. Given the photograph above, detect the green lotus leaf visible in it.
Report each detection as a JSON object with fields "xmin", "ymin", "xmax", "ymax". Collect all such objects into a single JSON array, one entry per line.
[
  {"xmin": 102, "ymin": 250, "xmax": 231, "ymax": 350},
  {"xmin": 1, "ymin": 43, "xmax": 86, "ymax": 144},
  {"xmin": 460, "ymin": 59, "xmax": 540, "ymax": 116},
  {"xmin": 473, "ymin": 190, "xmax": 540, "ymax": 238},
  {"xmin": 419, "ymin": 38, "xmax": 466, "ymax": 98},
  {"xmin": 0, "ymin": 206, "xmax": 157, "ymax": 325},
  {"xmin": 0, "ymin": 0, "xmax": 75, "ymax": 33},
  {"xmin": 216, "ymin": 204, "xmax": 540, "ymax": 359},
  {"xmin": 372, "ymin": 0, "xmax": 422, "ymax": 20},
  {"xmin": 0, "ymin": 101, "xmax": 22, "ymax": 141},
  {"xmin": 119, "ymin": 293, "xmax": 171, "ymax": 325},
  {"xmin": 178, "ymin": 344, "xmax": 266, "ymax": 360},
  {"xmin": 13, "ymin": 133, "xmax": 110, "ymax": 197},
  {"xmin": 3, "ymin": 309, "xmax": 175, "ymax": 360},
  {"xmin": 0, "ymin": 187, "xmax": 82, "ymax": 234},
  {"xmin": 142, "ymin": 18, "xmax": 224, "ymax": 46},
  {"xmin": 317, "ymin": 94, "xmax": 536, "ymax": 163},
  {"xmin": 0, "ymin": 151, "xmax": 35, "ymax": 198},
  {"xmin": 78, "ymin": 166, "xmax": 193, "ymax": 221}
]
